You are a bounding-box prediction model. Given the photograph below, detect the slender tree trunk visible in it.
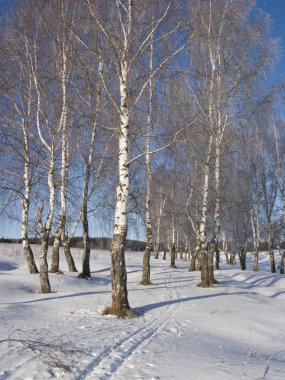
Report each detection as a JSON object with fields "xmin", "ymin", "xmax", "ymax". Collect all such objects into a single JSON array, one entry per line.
[
  {"xmin": 50, "ymin": 25, "xmax": 76, "ymax": 273},
  {"xmin": 78, "ymin": 202, "xmax": 91, "ymax": 279},
  {"xmin": 222, "ymin": 233, "xmax": 230, "ymax": 264},
  {"xmin": 207, "ymin": 242, "xmax": 216, "ymax": 285},
  {"xmin": 163, "ymin": 245, "xmax": 167, "ymax": 260},
  {"xmin": 62, "ymin": 238, "xmax": 77, "ymax": 272},
  {"xmin": 154, "ymin": 242, "xmax": 159, "ymax": 259},
  {"xmin": 154, "ymin": 191, "xmax": 166, "ymax": 260},
  {"xmin": 189, "ymin": 238, "xmax": 199, "ymax": 272},
  {"xmin": 253, "ymin": 250, "xmax": 259, "ymax": 272},
  {"xmin": 78, "ymin": 63, "xmax": 103, "ymax": 279},
  {"xmin": 39, "ymin": 229, "xmax": 51, "ymax": 293},
  {"xmin": 198, "ymin": 249, "xmax": 209, "ymax": 287},
  {"xmin": 251, "ymin": 192, "xmax": 260, "ymax": 272},
  {"xmin": 213, "ymin": 133, "xmax": 221, "ymax": 270},
  {"xmin": 197, "ymin": 132, "xmax": 213, "ymax": 287},
  {"xmin": 141, "ymin": 168, "xmax": 152, "ymax": 284},
  {"xmin": 38, "ymin": 147, "xmax": 56, "ymax": 293},
  {"xmin": 170, "ymin": 243, "xmax": 177, "ymax": 268},
  {"xmin": 224, "ymin": 252, "xmax": 229, "ymax": 264},
  {"xmin": 280, "ymin": 253, "xmax": 285, "ymax": 274},
  {"xmin": 251, "ymin": 210, "xmax": 259, "ymax": 272},
  {"xmin": 21, "ymin": 118, "xmax": 38, "ymax": 274},
  {"xmin": 141, "ymin": 153, "xmax": 152, "ymax": 283},
  {"xmin": 50, "ymin": 237, "xmax": 61, "ymax": 273},
  {"xmin": 230, "ymin": 253, "xmax": 236, "ymax": 265},
  {"xmin": 22, "ymin": 189, "xmax": 38, "ymax": 274},
  {"xmin": 268, "ymin": 224, "xmax": 275, "ymax": 273},
  {"xmin": 189, "ymin": 251, "xmax": 197, "ymax": 271},
  {"xmin": 179, "ymin": 242, "xmax": 183, "ymax": 260},
  {"xmin": 22, "ymin": 238, "xmax": 38, "ymax": 274},
  {"xmin": 270, "ymin": 251, "xmax": 276, "ymax": 273},
  {"xmin": 141, "ymin": 31, "xmax": 154, "ymax": 285},
  {"xmin": 170, "ymin": 210, "xmax": 176, "ymax": 268},
  {"xmin": 238, "ymin": 248, "xmax": 247, "ymax": 270}
]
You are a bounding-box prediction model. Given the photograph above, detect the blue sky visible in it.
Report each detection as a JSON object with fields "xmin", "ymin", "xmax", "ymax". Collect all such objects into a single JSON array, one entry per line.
[
  {"xmin": 257, "ymin": 0, "xmax": 285, "ymax": 82},
  {"xmin": 1, "ymin": 1, "xmax": 285, "ymax": 239}
]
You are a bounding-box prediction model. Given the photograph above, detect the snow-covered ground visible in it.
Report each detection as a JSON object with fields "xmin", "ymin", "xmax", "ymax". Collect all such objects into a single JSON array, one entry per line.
[{"xmin": 0, "ymin": 244, "xmax": 284, "ymax": 380}]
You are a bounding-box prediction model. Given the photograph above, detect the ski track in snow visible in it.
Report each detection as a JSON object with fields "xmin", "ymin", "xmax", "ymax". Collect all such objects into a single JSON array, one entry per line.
[{"xmin": 79, "ymin": 269, "xmax": 182, "ymax": 380}]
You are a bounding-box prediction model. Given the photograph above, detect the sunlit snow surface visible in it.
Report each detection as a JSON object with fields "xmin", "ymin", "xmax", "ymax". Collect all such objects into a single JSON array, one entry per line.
[{"xmin": 0, "ymin": 244, "xmax": 285, "ymax": 379}]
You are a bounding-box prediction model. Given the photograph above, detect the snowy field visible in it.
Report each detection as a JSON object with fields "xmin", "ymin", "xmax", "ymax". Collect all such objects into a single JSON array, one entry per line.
[{"xmin": 0, "ymin": 244, "xmax": 285, "ymax": 380}]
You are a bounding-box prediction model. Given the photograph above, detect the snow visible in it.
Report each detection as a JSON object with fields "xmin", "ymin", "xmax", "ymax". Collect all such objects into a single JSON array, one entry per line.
[{"xmin": 0, "ymin": 244, "xmax": 285, "ymax": 380}]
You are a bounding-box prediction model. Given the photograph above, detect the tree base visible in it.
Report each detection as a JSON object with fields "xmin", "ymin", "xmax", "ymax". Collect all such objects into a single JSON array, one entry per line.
[
  {"xmin": 39, "ymin": 289, "xmax": 53, "ymax": 294},
  {"xmin": 78, "ymin": 273, "xmax": 91, "ymax": 280},
  {"xmin": 49, "ymin": 269, "xmax": 64, "ymax": 275},
  {"xmin": 170, "ymin": 265, "xmax": 177, "ymax": 268},
  {"xmin": 140, "ymin": 280, "xmax": 154, "ymax": 286},
  {"xmin": 197, "ymin": 282, "xmax": 212, "ymax": 288},
  {"xmin": 102, "ymin": 306, "xmax": 138, "ymax": 319}
]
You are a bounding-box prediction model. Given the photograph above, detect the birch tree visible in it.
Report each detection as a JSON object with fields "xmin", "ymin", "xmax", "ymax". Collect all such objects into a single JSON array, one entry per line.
[
  {"xmin": 85, "ymin": 0, "xmax": 188, "ymax": 317},
  {"xmin": 141, "ymin": 18, "xmax": 154, "ymax": 286},
  {"xmin": 49, "ymin": 0, "xmax": 78, "ymax": 274},
  {"xmin": 0, "ymin": 12, "xmax": 39, "ymax": 274}
]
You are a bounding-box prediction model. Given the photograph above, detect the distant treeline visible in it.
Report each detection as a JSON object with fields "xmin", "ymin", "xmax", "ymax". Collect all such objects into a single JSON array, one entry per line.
[
  {"xmin": 0, "ymin": 237, "xmax": 146, "ymax": 251},
  {"xmin": 1, "ymin": 238, "xmax": 285, "ymax": 252}
]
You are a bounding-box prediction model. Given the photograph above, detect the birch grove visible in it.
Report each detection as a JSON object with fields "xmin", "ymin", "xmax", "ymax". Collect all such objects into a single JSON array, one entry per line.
[{"xmin": 0, "ymin": 0, "xmax": 284, "ymax": 315}]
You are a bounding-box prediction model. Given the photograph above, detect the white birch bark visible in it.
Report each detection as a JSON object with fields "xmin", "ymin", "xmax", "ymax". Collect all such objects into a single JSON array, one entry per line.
[
  {"xmin": 21, "ymin": 115, "xmax": 38, "ymax": 274},
  {"xmin": 154, "ymin": 188, "xmax": 167, "ymax": 259},
  {"xmin": 51, "ymin": 17, "xmax": 77, "ymax": 273},
  {"xmin": 250, "ymin": 196, "xmax": 260, "ymax": 272},
  {"xmin": 18, "ymin": 63, "xmax": 38, "ymax": 274},
  {"xmin": 78, "ymin": 62, "xmax": 103, "ymax": 279},
  {"xmin": 198, "ymin": 0, "xmax": 216, "ymax": 287},
  {"xmin": 106, "ymin": 2, "xmax": 133, "ymax": 316},
  {"xmin": 141, "ymin": 23, "xmax": 154, "ymax": 285},
  {"xmin": 37, "ymin": 142, "xmax": 56, "ymax": 294},
  {"xmin": 185, "ymin": 188, "xmax": 200, "ymax": 271},
  {"xmin": 29, "ymin": 34, "xmax": 56, "ymax": 293}
]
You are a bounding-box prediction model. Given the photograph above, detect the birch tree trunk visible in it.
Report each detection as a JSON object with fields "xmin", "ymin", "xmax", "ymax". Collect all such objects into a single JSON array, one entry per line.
[
  {"xmin": 197, "ymin": 132, "xmax": 213, "ymax": 287},
  {"xmin": 104, "ymin": 53, "xmax": 134, "ymax": 317},
  {"xmin": 141, "ymin": 27, "xmax": 154, "ymax": 285},
  {"xmin": 170, "ymin": 243, "xmax": 177, "ymax": 269},
  {"xmin": 21, "ymin": 118, "xmax": 38, "ymax": 274},
  {"xmin": 154, "ymin": 190, "xmax": 167, "ymax": 259},
  {"xmin": 238, "ymin": 248, "xmax": 247, "ymax": 271},
  {"xmin": 280, "ymin": 252, "xmax": 285, "ymax": 274},
  {"xmin": 38, "ymin": 145, "xmax": 56, "ymax": 294},
  {"xmin": 268, "ymin": 223, "xmax": 275, "ymax": 273},
  {"xmin": 78, "ymin": 105, "xmax": 101, "ymax": 279},
  {"xmin": 170, "ymin": 209, "xmax": 177, "ymax": 268},
  {"xmin": 189, "ymin": 247, "xmax": 198, "ymax": 271},
  {"xmin": 79, "ymin": 201, "xmax": 91, "ymax": 279},
  {"xmin": 251, "ymin": 194, "xmax": 260, "ymax": 272},
  {"xmin": 198, "ymin": 0, "xmax": 217, "ymax": 287},
  {"xmin": 214, "ymin": 136, "xmax": 221, "ymax": 270},
  {"xmin": 39, "ymin": 229, "xmax": 51, "ymax": 293},
  {"xmin": 222, "ymin": 231, "xmax": 229, "ymax": 264},
  {"xmin": 50, "ymin": 13, "xmax": 77, "ymax": 274}
]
